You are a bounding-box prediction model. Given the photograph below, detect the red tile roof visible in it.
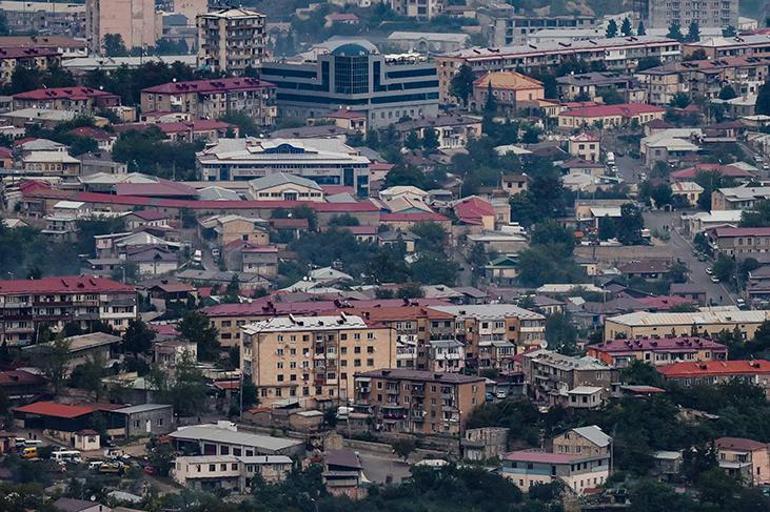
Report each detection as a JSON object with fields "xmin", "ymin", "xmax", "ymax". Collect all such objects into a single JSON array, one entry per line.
[
  {"xmin": 381, "ymin": 212, "xmax": 449, "ymax": 223},
  {"xmin": 0, "ymin": 370, "xmax": 45, "ymax": 387},
  {"xmin": 561, "ymin": 103, "xmax": 666, "ymax": 119},
  {"xmin": 0, "ymin": 276, "xmax": 135, "ymax": 295},
  {"xmin": 453, "ymin": 196, "xmax": 495, "ymax": 225},
  {"xmin": 203, "ymin": 297, "xmax": 450, "ymax": 318},
  {"xmin": 142, "ymin": 77, "xmax": 275, "ymax": 95},
  {"xmin": 13, "ymin": 86, "xmax": 119, "ymax": 102},
  {"xmin": 114, "ymin": 120, "xmax": 233, "ymax": 135},
  {"xmin": 670, "ymin": 163, "xmax": 754, "ymax": 181},
  {"xmin": 13, "ymin": 401, "xmax": 96, "ymax": 419},
  {"xmin": 589, "ymin": 336, "xmax": 726, "ymax": 355},
  {"xmin": 129, "ymin": 209, "xmax": 170, "ymax": 221},
  {"xmin": 114, "ymin": 181, "xmax": 198, "ymax": 197},
  {"xmin": 325, "ymin": 109, "xmax": 367, "ymax": 120},
  {"xmin": 709, "ymin": 227, "xmax": 770, "ymax": 238},
  {"xmin": 68, "ymin": 127, "xmax": 113, "ymax": 141},
  {"xmin": 716, "ymin": 437, "xmax": 768, "ymax": 452},
  {"xmin": 657, "ymin": 360, "xmax": 770, "ymax": 378},
  {"xmin": 635, "ymin": 296, "xmax": 697, "ymax": 310},
  {"xmin": 0, "ymin": 46, "xmax": 60, "ymax": 59},
  {"xmin": 0, "ymin": 147, "xmax": 12, "ymax": 159}
]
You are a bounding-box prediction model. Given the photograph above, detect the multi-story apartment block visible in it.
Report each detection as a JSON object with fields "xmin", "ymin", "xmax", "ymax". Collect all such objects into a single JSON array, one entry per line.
[
  {"xmin": 657, "ymin": 360, "xmax": 770, "ymax": 396},
  {"xmin": 480, "ymin": 12, "xmax": 596, "ymax": 47},
  {"xmin": 240, "ymin": 314, "xmax": 398, "ymax": 406},
  {"xmin": 0, "ymin": 47, "xmax": 61, "ymax": 84},
  {"xmin": 520, "ymin": 350, "xmax": 617, "ymax": 409},
  {"xmin": 0, "ymin": 3, "xmax": 87, "ymax": 38},
  {"xmin": 197, "ymin": 8, "xmax": 266, "ymax": 75},
  {"xmin": 605, "ymin": 310, "xmax": 770, "ymax": 341},
  {"xmin": 705, "ymin": 227, "xmax": 770, "ymax": 257},
  {"xmin": 86, "ymin": 0, "xmax": 157, "ymax": 55},
  {"xmin": 141, "ymin": 78, "xmax": 277, "ymax": 127},
  {"xmin": 716, "ymin": 437, "xmax": 770, "ymax": 486},
  {"xmin": 353, "ymin": 368, "xmax": 485, "ymax": 435},
  {"xmin": 390, "ymin": 0, "xmax": 444, "ymax": 21},
  {"xmin": 13, "ymin": 87, "xmax": 120, "ymax": 115},
  {"xmin": 429, "ymin": 305, "xmax": 546, "ymax": 371},
  {"xmin": 426, "ymin": 339, "xmax": 465, "ymax": 373},
  {"xmin": 587, "ymin": 336, "xmax": 728, "ymax": 368},
  {"xmin": 634, "ymin": 0, "xmax": 738, "ymax": 30},
  {"xmin": 683, "ymin": 35, "xmax": 770, "ymax": 60},
  {"xmin": 0, "ymin": 276, "xmax": 137, "ymax": 346},
  {"xmin": 259, "ymin": 40, "xmax": 439, "ymax": 128},
  {"xmin": 196, "ymin": 137, "xmax": 371, "ymax": 195},
  {"xmin": 436, "ymin": 36, "xmax": 680, "ymax": 103}
]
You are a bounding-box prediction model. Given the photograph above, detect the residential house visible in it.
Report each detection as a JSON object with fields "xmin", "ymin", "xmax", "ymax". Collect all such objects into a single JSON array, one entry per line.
[
  {"xmin": 657, "ymin": 360, "xmax": 770, "ymax": 396},
  {"xmin": 471, "ymin": 71, "xmax": 544, "ymax": 112},
  {"xmin": 567, "ymin": 133, "xmax": 600, "ymax": 162},
  {"xmin": 172, "ymin": 454, "xmax": 292, "ymax": 491},
  {"xmin": 587, "ymin": 336, "xmax": 727, "ymax": 368},
  {"xmin": 168, "ymin": 422, "xmax": 305, "ymax": 457},
  {"xmin": 322, "ymin": 449, "xmax": 365, "ymax": 499},
  {"xmin": 461, "ymin": 427, "xmax": 510, "ymax": 461},
  {"xmin": 198, "ymin": 214, "xmax": 270, "ymax": 247},
  {"xmin": 705, "ymin": 227, "xmax": 770, "ymax": 257},
  {"xmin": 393, "ymin": 115, "xmax": 482, "ymax": 150},
  {"xmin": 671, "ymin": 181, "xmax": 704, "ymax": 207},
  {"xmin": 716, "ymin": 437, "xmax": 770, "ymax": 486}
]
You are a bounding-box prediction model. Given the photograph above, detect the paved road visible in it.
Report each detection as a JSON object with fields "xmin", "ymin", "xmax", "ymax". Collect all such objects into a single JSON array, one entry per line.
[{"xmin": 644, "ymin": 210, "xmax": 735, "ymax": 306}]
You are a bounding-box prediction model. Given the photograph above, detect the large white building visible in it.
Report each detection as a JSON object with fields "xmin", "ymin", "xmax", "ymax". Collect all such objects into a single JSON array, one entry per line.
[{"xmin": 196, "ymin": 138, "xmax": 372, "ymax": 196}]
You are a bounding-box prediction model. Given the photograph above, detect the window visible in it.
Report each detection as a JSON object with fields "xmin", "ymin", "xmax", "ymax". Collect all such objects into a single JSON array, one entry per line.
[
  {"xmin": 354, "ymin": 346, "xmax": 361, "ymax": 354},
  {"xmin": 209, "ymin": 464, "xmax": 216, "ymax": 472},
  {"xmin": 367, "ymin": 346, "xmax": 374, "ymax": 353},
  {"xmin": 340, "ymin": 347, "xmax": 347, "ymax": 354},
  {"xmin": 367, "ymin": 358, "xmax": 374, "ymax": 366},
  {"xmin": 354, "ymin": 359, "xmax": 362, "ymax": 367}
]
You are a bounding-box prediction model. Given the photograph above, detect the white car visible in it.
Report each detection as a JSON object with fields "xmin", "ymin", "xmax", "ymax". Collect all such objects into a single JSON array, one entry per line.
[
  {"xmin": 711, "ymin": 276, "xmax": 720, "ymax": 283},
  {"xmin": 705, "ymin": 267, "xmax": 713, "ymax": 275}
]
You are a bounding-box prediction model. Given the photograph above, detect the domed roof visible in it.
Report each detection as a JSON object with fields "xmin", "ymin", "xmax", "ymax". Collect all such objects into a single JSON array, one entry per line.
[{"xmin": 330, "ymin": 40, "xmax": 377, "ymax": 57}]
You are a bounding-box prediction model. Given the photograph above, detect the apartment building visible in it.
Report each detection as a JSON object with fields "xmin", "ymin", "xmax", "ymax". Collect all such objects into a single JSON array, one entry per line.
[
  {"xmin": 471, "ymin": 71, "xmax": 545, "ymax": 112},
  {"xmin": 429, "ymin": 305, "xmax": 546, "ymax": 371},
  {"xmin": 635, "ymin": 0, "xmax": 738, "ymax": 30},
  {"xmin": 240, "ymin": 314, "xmax": 398, "ymax": 406},
  {"xmin": 557, "ymin": 103, "xmax": 666, "ymax": 129},
  {"xmin": 140, "ymin": 78, "xmax": 276, "ymax": 127},
  {"xmin": 481, "ymin": 13, "xmax": 596, "ymax": 46},
  {"xmin": 197, "ymin": 8, "xmax": 266, "ymax": 75},
  {"xmin": 716, "ymin": 437, "xmax": 770, "ymax": 486},
  {"xmin": 390, "ymin": 0, "xmax": 443, "ymax": 20},
  {"xmin": 172, "ymin": 454, "xmax": 292, "ymax": 491},
  {"xmin": 604, "ymin": 310, "xmax": 770, "ymax": 341},
  {"xmin": 436, "ymin": 36, "xmax": 680, "ymax": 103},
  {"xmin": 657, "ymin": 360, "xmax": 770, "ymax": 396},
  {"xmin": 587, "ymin": 336, "xmax": 728, "ymax": 368},
  {"xmin": 0, "ymin": 3, "xmax": 86, "ymax": 38},
  {"xmin": 13, "ymin": 87, "xmax": 120, "ymax": 115},
  {"xmin": 259, "ymin": 40, "xmax": 439, "ymax": 128},
  {"xmin": 353, "ymin": 368, "xmax": 485, "ymax": 435},
  {"xmin": 196, "ymin": 137, "xmax": 371, "ymax": 195},
  {"xmin": 557, "ymin": 72, "xmax": 642, "ymax": 102},
  {"xmin": 711, "ymin": 186, "xmax": 770, "ymax": 211},
  {"xmin": 0, "ymin": 276, "xmax": 137, "ymax": 346},
  {"xmin": 85, "ymin": 0, "xmax": 157, "ymax": 55},
  {"xmin": 520, "ymin": 350, "xmax": 617, "ymax": 409},
  {"xmin": 392, "ymin": 115, "xmax": 482, "ymax": 150},
  {"xmin": 705, "ymin": 227, "xmax": 770, "ymax": 257},
  {"xmin": 683, "ymin": 35, "xmax": 770, "ymax": 60},
  {"xmin": 0, "ymin": 47, "xmax": 61, "ymax": 84}
]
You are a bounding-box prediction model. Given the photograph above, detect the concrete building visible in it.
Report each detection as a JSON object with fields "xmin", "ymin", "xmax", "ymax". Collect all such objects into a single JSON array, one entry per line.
[
  {"xmin": 390, "ymin": 0, "xmax": 443, "ymax": 20},
  {"xmin": 353, "ymin": 368, "xmax": 485, "ymax": 434},
  {"xmin": 169, "ymin": 422, "xmax": 305, "ymax": 457},
  {"xmin": 471, "ymin": 71, "xmax": 544, "ymax": 112},
  {"xmin": 196, "ymin": 138, "xmax": 371, "ymax": 196},
  {"xmin": 0, "ymin": 4, "xmax": 86, "ymax": 38},
  {"xmin": 393, "ymin": 115, "xmax": 482, "ymax": 150},
  {"xmin": 386, "ymin": 31, "xmax": 469, "ymax": 54},
  {"xmin": 0, "ymin": 46, "xmax": 62, "ymax": 84},
  {"xmin": 683, "ymin": 35, "xmax": 770, "ymax": 60},
  {"xmin": 558, "ymin": 103, "xmax": 666, "ymax": 129},
  {"xmin": 247, "ymin": 173, "xmax": 324, "ymax": 202},
  {"xmin": 13, "ymin": 87, "xmax": 120, "ymax": 115},
  {"xmin": 461, "ymin": 427, "xmax": 510, "ymax": 461},
  {"xmin": 604, "ymin": 310, "xmax": 770, "ymax": 341},
  {"xmin": 111, "ymin": 403, "xmax": 174, "ymax": 438},
  {"xmin": 711, "ymin": 186, "xmax": 770, "ymax": 211},
  {"xmin": 240, "ymin": 314, "xmax": 398, "ymax": 406},
  {"xmin": 196, "ymin": 8, "xmax": 266, "ymax": 75},
  {"xmin": 86, "ymin": 0, "xmax": 157, "ymax": 55},
  {"xmin": 140, "ymin": 78, "xmax": 276, "ymax": 127},
  {"xmin": 716, "ymin": 437, "xmax": 770, "ymax": 486},
  {"xmin": 557, "ymin": 72, "xmax": 643, "ymax": 102},
  {"xmin": 172, "ymin": 454, "xmax": 291, "ymax": 491},
  {"xmin": 567, "ymin": 133, "xmax": 600, "ymax": 162},
  {"xmin": 587, "ymin": 336, "xmax": 727, "ymax": 368},
  {"xmin": 481, "ymin": 13, "xmax": 596, "ymax": 46},
  {"xmin": 634, "ymin": 0, "xmax": 738, "ymax": 30},
  {"xmin": 0, "ymin": 276, "xmax": 137, "ymax": 346},
  {"xmin": 705, "ymin": 227, "xmax": 770, "ymax": 257},
  {"xmin": 259, "ymin": 40, "xmax": 439, "ymax": 128},
  {"xmin": 657, "ymin": 360, "xmax": 770, "ymax": 396}
]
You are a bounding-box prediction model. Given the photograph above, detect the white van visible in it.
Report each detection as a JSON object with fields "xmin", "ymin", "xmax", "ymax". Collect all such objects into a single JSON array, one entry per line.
[
  {"xmin": 192, "ymin": 249, "xmax": 202, "ymax": 263},
  {"xmin": 52, "ymin": 450, "xmax": 82, "ymax": 464}
]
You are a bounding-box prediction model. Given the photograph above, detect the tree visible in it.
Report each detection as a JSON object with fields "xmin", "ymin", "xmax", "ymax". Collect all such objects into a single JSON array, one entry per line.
[
  {"xmin": 242, "ymin": 380, "xmax": 258, "ymax": 409},
  {"xmin": 483, "ymin": 81, "xmax": 497, "ymax": 116},
  {"xmin": 122, "ymin": 318, "xmax": 155, "ymax": 356},
  {"xmin": 328, "ymin": 214, "xmax": 360, "ymax": 227},
  {"xmin": 404, "ymin": 130, "xmax": 421, "ymax": 150},
  {"xmin": 741, "ymin": 199, "xmax": 770, "ymax": 227},
  {"xmin": 757, "ymin": 81, "xmax": 770, "ymax": 116},
  {"xmin": 392, "ymin": 438, "xmax": 417, "ymax": 461},
  {"xmin": 397, "ymin": 282, "xmax": 425, "ymax": 299},
  {"xmin": 616, "ymin": 203, "xmax": 644, "ymax": 245},
  {"xmin": 450, "ymin": 64, "xmax": 475, "ymax": 106},
  {"xmin": 606, "ymin": 19, "xmax": 618, "ymax": 38},
  {"xmin": 636, "ymin": 56, "xmax": 661, "ymax": 72},
  {"xmin": 69, "ymin": 356, "xmax": 107, "ymax": 399},
  {"xmin": 529, "ymin": 220, "xmax": 575, "ymax": 257},
  {"xmin": 545, "ymin": 313, "xmax": 577, "ymax": 355},
  {"xmin": 686, "ymin": 21, "xmax": 700, "ymax": 43},
  {"xmin": 224, "ymin": 274, "xmax": 240, "ymax": 304},
  {"xmin": 177, "ymin": 311, "xmax": 220, "ymax": 361},
  {"xmin": 637, "ymin": 21, "xmax": 646, "ymax": 36},
  {"xmin": 719, "ymin": 84, "xmax": 738, "ymax": 100},
  {"xmin": 146, "ymin": 438, "xmax": 175, "ymax": 477},
  {"xmin": 621, "ymin": 17, "xmax": 633, "ymax": 37},
  {"xmin": 422, "ymin": 127, "xmax": 439, "ymax": 153},
  {"xmin": 219, "ymin": 111, "xmax": 260, "ymax": 137},
  {"xmin": 38, "ymin": 335, "xmax": 71, "ymax": 394},
  {"xmin": 667, "ymin": 21, "xmax": 684, "ymax": 41},
  {"xmin": 669, "ymin": 92, "xmax": 691, "ymax": 108},
  {"xmin": 722, "ymin": 25, "xmax": 737, "ymax": 37},
  {"xmin": 103, "ymin": 33, "xmax": 129, "ymax": 57},
  {"xmin": 712, "ymin": 254, "xmax": 736, "ymax": 284}
]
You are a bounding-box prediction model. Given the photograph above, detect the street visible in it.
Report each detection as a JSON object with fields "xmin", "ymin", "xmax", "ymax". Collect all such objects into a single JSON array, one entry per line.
[{"xmin": 643, "ymin": 210, "xmax": 736, "ymax": 306}]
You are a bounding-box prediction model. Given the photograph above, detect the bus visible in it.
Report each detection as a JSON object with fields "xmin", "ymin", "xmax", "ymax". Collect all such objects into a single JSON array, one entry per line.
[{"xmin": 52, "ymin": 450, "xmax": 82, "ymax": 463}]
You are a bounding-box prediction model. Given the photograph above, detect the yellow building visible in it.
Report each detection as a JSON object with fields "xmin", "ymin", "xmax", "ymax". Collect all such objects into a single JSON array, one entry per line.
[
  {"xmin": 471, "ymin": 71, "xmax": 544, "ymax": 112},
  {"xmin": 604, "ymin": 310, "xmax": 770, "ymax": 341},
  {"xmin": 240, "ymin": 314, "xmax": 397, "ymax": 407}
]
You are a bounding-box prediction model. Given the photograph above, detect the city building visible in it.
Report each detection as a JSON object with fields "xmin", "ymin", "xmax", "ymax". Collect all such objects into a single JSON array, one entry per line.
[
  {"xmin": 557, "ymin": 72, "xmax": 643, "ymax": 102},
  {"xmin": 0, "ymin": 4, "xmax": 86, "ymax": 38},
  {"xmin": 0, "ymin": 47, "xmax": 62, "ymax": 84},
  {"xmin": 196, "ymin": 138, "xmax": 372, "ymax": 195},
  {"xmin": 471, "ymin": 71, "xmax": 544, "ymax": 112},
  {"xmin": 480, "ymin": 13, "xmax": 597, "ymax": 46},
  {"xmin": 140, "ymin": 78, "xmax": 277, "ymax": 127},
  {"xmin": 605, "ymin": 310, "xmax": 770, "ymax": 341},
  {"xmin": 683, "ymin": 35, "xmax": 770, "ymax": 60},
  {"xmin": 240, "ymin": 314, "xmax": 398, "ymax": 406},
  {"xmin": 385, "ymin": 31, "xmax": 469, "ymax": 54},
  {"xmin": 85, "ymin": 0, "xmax": 157, "ymax": 55},
  {"xmin": 634, "ymin": 0, "xmax": 738, "ymax": 30},
  {"xmin": 322, "ymin": 449, "xmax": 365, "ymax": 499},
  {"xmin": 567, "ymin": 133, "xmax": 600, "ymax": 162},
  {"xmin": 393, "ymin": 115, "xmax": 482, "ymax": 150},
  {"xmin": 389, "ymin": 0, "xmax": 444, "ymax": 20},
  {"xmin": 247, "ymin": 173, "xmax": 325, "ymax": 202},
  {"xmin": 711, "ymin": 186, "xmax": 770, "ymax": 211},
  {"xmin": 705, "ymin": 227, "xmax": 770, "ymax": 257},
  {"xmin": 461, "ymin": 427, "xmax": 510, "ymax": 461},
  {"xmin": 715, "ymin": 437, "xmax": 770, "ymax": 486},
  {"xmin": 436, "ymin": 37, "xmax": 680, "ymax": 103},
  {"xmin": 196, "ymin": 8, "xmax": 266, "ymax": 75},
  {"xmin": 168, "ymin": 422, "xmax": 305, "ymax": 457},
  {"xmin": 353, "ymin": 368, "xmax": 485, "ymax": 434},
  {"xmin": 111, "ymin": 403, "xmax": 174, "ymax": 438},
  {"xmin": 13, "ymin": 87, "xmax": 120, "ymax": 115},
  {"xmin": 259, "ymin": 40, "xmax": 439, "ymax": 128},
  {"xmin": 520, "ymin": 350, "xmax": 617, "ymax": 409},
  {"xmin": 0, "ymin": 276, "xmax": 137, "ymax": 346},
  {"xmin": 657, "ymin": 360, "xmax": 770, "ymax": 396},
  {"xmin": 172, "ymin": 454, "xmax": 292, "ymax": 491},
  {"xmin": 558, "ymin": 103, "xmax": 666, "ymax": 129},
  {"xmin": 587, "ymin": 336, "xmax": 728, "ymax": 368}
]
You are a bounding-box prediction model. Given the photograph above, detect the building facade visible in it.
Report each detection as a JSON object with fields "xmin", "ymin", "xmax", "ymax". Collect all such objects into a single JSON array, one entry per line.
[
  {"xmin": 389, "ymin": 0, "xmax": 443, "ymax": 20},
  {"xmin": 85, "ymin": 0, "xmax": 157, "ymax": 55},
  {"xmin": 0, "ymin": 47, "xmax": 61, "ymax": 84},
  {"xmin": 259, "ymin": 40, "xmax": 439, "ymax": 128},
  {"xmin": 240, "ymin": 314, "xmax": 398, "ymax": 406},
  {"xmin": 605, "ymin": 310, "xmax": 770, "ymax": 341},
  {"xmin": 635, "ymin": 0, "xmax": 739, "ymax": 30},
  {"xmin": 353, "ymin": 368, "xmax": 485, "ymax": 435},
  {"xmin": 587, "ymin": 336, "xmax": 727, "ymax": 367},
  {"xmin": 0, "ymin": 3, "xmax": 87, "ymax": 37},
  {"xmin": 196, "ymin": 8, "xmax": 266, "ymax": 75},
  {"xmin": 13, "ymin": 87, "xmax": 120, "ymax": 115}
]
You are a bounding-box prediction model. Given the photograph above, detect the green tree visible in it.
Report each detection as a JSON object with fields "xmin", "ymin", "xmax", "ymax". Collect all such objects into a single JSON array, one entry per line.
[
  {"xmin": 636, "ymin": 56, "xmax": 661, "ymax": 72},
  {"xmin": 722, "ymin": 25, "xmax": 737, "ymax": 37},
  {"xmin": 224, "ymin": 274, "xmax": 240, "ymax": 304},
  {"xmin": 669, "ymin": 92, "xmax": 691, "ymax": 108},
  {"xmin": 621, "ymin": 17, "xmax": 633, "ymax": 37},
  {"xmin": 392, "ymin": 438, "xmax": 417, "ymax": 461},
  {"xmin": 397, "ymin": 282, "xmax": 425, "ymax": 299},
  {"xmin": 450, "ymin": 64, "xmax": 475, "ymax": 106},
  {"xmin": 483, "ymin": 81, "xmax": 497, "ymax": 116},
  {"xmin": 177, "ymin": 311, "xmax": 220, "ymax": 361},
  {"xmin": 712, "ymin": 254, "xmax": 736, "ymax": 284},
  {"xmin": 686, "ymin": 21, "xmax": 700, "ymax": 43},
  {"xmin": 404, "ymin": 130, "xmax": 421, "ymax": 150},
  {"xmin": 667, "ymin": 21, "xmax": 684, "ymax": 41},
  {"xmin": 545, "ymin": 313, "xmax": 577, "ymax": 355},
  {"xmin": 122, "ymin": 318, "xmax": 155, "ymax": 356},
  {"xmin": 38, "ymin": 335, "xmax": 71, "ymax": 394},
  {"xmin": 616, "ymin": 203, "xmax": 644, "ymax": 245},
  {"xmin": 411, "ymin": 222, "xmax": 448, "ymax": 253},
  {"xmin": 69, "ymin": 356, "xmax": 107, "ymax": 399},
  {"xmin": 328, "ymin": 214, "xmax": 360, "ymax": 227},
  {"xmin": 757, "ymin": 81, "xmax": 770, "ymax": 116},
  {"xmin": 422, "ymin": 127, "xmax": 439, "ymax": 153},
  {"xmin": 606, "ymin": 19, "xmax": 618, "ymax": 38},
  {"xmin": 103, "ymin": 33, "xmax": 129, "ymax": 57},
  {"xmin": 637, "ymin": 21, "xmax": 646, "ymax": 36},
  {"xmin": 219, "ymin": 111, "xmax": 260, "ymax": 136},
  {"xmin": 719, "ymin": 84, "xmax": 738, "ymax": 100}
]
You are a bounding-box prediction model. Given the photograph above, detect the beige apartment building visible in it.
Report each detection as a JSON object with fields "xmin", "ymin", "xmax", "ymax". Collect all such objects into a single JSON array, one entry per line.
[
  {"xmin": 240, "ymin": 314, "xmax": 398, "ymax": 407},
  {"xmin": 604, "ymin": 310, "xmax": 770, "ymax": 341},
  {"xmin": 0, "ymin": 47, "xmax": 61, "ymax": 84},
  {"xmin": 636, "ymin": 0, "xmax": 738, "ymax": 30},
  {"xmin": 86, "ymin": 0, "xmax": 157, "ymax": 55},
  {"xmin": 390, "ymin": 0, "xmax": 444, "ymax": 20},
  {"xmin": 353, "ymin": 369, "xmax": 485, "ymax": 435},
  {"xmin": 197, "ymin": 8, "xmax": 266, "ymax": 75}
]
